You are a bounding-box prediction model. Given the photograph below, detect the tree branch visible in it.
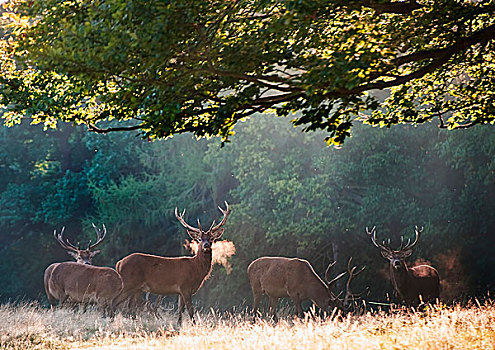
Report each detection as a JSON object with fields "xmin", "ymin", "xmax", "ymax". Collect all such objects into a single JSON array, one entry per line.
[
  {"xmin": 362, "ymin": 0, "xmax": 423, "ymax": 14},
  {"xmin": 393, "ymin": 24, "xmax": 495, "ymax": 67},
  {"xmin": 87, "ymin": 123, "xmax": 143, "ymax": 133},
  {"xmin": 248, "ymin": 92, "xmax": 305, "ymax": 107},
  {"xmin": 339, "ymin": 0, "xmax": 423, "ymax": 14},
  {"xmin": 333, "ymin": 24, "xmax": 495, "ymax": 96}
]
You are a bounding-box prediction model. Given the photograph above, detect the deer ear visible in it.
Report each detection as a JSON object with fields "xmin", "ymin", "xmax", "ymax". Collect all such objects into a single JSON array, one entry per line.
[
  {"xmin": 187, "ymin": 231, "xmax": 201, "ymax": 242},
  {"xmin": 67, "ymin": 251, "xmax": 78, "ymax": 259},
  {"xmin": 380, "ymin": 250, "xmax": 393, "ymax": 260},
  {"xmin": 400, "ymin": 249, "xmax": 413, "ymax": 259},
  {"xmin": 211, "ymin": 228, "xmax": 224, "ymax": 241},
  {"xmin": 90, "ymin": 250, "xmax": 101, "ymax": 257}
]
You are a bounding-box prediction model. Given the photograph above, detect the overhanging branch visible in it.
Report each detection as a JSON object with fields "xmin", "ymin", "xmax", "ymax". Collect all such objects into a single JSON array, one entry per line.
[
  {"xmin": 331, "ymin": 24, "xmax": 495, "ymax": 96},
  {"xmin": 362, "ymin": 0, "xmax": 423, "ymax": 14},
  {"xmin": 87, "ymin": 123, "xmax": 143, "ymax": 133},
  {"xmin": 393, "ymin": 24, "xmax": 495, "ymax": 67}
]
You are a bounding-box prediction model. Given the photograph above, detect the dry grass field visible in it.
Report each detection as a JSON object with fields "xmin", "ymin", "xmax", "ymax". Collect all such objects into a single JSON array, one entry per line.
[{"xmin": 0, "ymin": 301, "xmax": 494, "ymax": 350}]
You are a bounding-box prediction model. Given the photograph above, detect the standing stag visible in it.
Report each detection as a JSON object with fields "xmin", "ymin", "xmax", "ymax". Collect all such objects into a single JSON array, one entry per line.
[
  {"xmin": 247, "ymin": 256, "xmax": 364, "ymax": 321},
  {"xmin": 44, "ymin": 224, "xmax": 123, "ymax": 314},
  {"xmin": 112, "ymin": 202, "xmax": 230, "ymax": 322},
  {"xmin": 366, "ymin": 226, "xmax": 440, "ymax": 306}
]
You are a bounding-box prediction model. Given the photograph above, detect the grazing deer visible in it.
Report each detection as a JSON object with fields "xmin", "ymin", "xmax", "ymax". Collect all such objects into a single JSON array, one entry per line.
[
  {"xmin": 366, "ymin": 226, "xmax": 440, "ymax": 306},
  {"xmin": 247, "ymin": 256, "xmax": 351, "ymax": 321},
  {"xmin": 44, "ymin": 225, "xmax": 123, "ymax": 314},
  {"xmin": 112, "ymin": 202, "xmax": 230, "ymax": 323}
]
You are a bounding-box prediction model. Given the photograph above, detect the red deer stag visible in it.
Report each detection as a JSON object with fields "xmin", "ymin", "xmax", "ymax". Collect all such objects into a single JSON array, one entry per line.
[
  {"xmin": 44, "ymin": 224, "xmax": 123, "ymax": 315},
  {"xmin": 366, "ymin": 226, "xmax": 440, "ymax": 306},
  {"xmin": 112, "ymin": 202, "xmax": 230, "ymax": 322},
  {"xmin": 247, "ymin": 257, "xmax": 349, "ymax": 321}
]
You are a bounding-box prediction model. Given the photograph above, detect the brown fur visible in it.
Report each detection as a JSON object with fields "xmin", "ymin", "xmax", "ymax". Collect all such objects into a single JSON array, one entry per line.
[
  {"xmin": 390, "ymin": 263, "xmax": 440, "ymax": 305},
  {"xmin": 112, "ymin": 203, "xmax": 229, "ymax": 322},
  {"xmin": 44, "ymin": 262, "xmax": 122, "ymax": 313},
  {"xmin": 247, "ymin": 257, "xmax": 342, "ymax": 320},
  {"xmin": 112, "ymin": 248, "xmax": 213, "ymax": 321},
  {"xmin": 367, "ymin": 226, "xmax": 441, "ymax": 306},
  {"xmin": 44, "ymin": 225, "xmax": 120, "ymax": 314}
]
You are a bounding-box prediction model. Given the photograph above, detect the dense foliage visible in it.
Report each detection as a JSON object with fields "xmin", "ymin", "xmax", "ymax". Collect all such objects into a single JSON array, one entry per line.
[
  {"xmin": 1, "ymin": 0, "xmax": 495, "ymax": 145},
  {"xmin": 0, "ymin": 116, "xmax": 494, "ymax": 307}
]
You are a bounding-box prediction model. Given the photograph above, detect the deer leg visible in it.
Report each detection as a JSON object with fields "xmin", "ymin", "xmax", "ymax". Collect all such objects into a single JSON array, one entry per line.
[
  {"xmin": 144, "ymin": 292, "xmax": 155, "ymax": 314},
  {"xmin": 58, "ymin": 293, "xmax": 69, "ymax": 306},
  {"xmin": 183, "ymin": 294, "xmax": 195, "ymax": 324},
  {"xmin": 132, "ymin": 292, "xmax": 148, "ymax": 312},
  {"xmin": 268, "ymin": 296, "xmax": 279, "ymax": 322},
  {"xmin": 96, "ymin": 299, "xmax": 108, "ymax": 318},
  {"xmin": 44, "ymin": 283, "xmax": 58, "ymax": 309},
  {"xmin": 252, "ymin": 292, "xmax": 261, "ymax": 322},
  {"xmin": 46, "ymin": 293, "xmax": 58, "ymax": 309},
  {"xmin": 249, "ymin": 278, "xmax": 263, "ymax": 321},
  {"xmin": 106, "ymin": 300, "xmax": 116, "ymax": 318},
  {"xmin": 177, "ymin": 294, "xmax": 185, "ymax": 324},
  {"xmin": 144, "ymin": 292, "xmax": 152, "ymax": 312},
  {"xmin": 111, "ymin": 288, "xmax": 139, "ymax": 315},
  {"xmin": 145, "ymin": 294, "xmax": 163, "ymax": 318},
  {"xmin": 153, "ymin": 295, "xmax": 163, "ymax": 319},
  {"xmin": 289, "ymin": 294, "xmax": 304, "ymax": 318},
  {"xmin": 111, "ymin": 290, "xmax": 127, "ymax": 312},
  {"xmin": 48, "ymin": 296, "xmax": 60, "ymax": 310},
  {"xmin": 126, "ymin": 292, "xmax": 148, "ymax": 317}
]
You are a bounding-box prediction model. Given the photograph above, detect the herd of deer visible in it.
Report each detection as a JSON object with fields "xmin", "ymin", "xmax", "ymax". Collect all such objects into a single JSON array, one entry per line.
[{"xmin": 44, "ymin": 202, "xmax": 441, "ymax": 322}]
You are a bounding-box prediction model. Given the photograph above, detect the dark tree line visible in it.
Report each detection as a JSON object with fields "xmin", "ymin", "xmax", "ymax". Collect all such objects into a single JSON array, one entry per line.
[{"xmin": 0, "ymin": 116, "xmax": 494, "ymax": 308}]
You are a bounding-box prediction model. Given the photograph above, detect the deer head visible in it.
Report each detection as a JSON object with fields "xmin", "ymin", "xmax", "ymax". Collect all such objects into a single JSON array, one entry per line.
[
  {"xmin": 54, "ymin": 224, "xmax": 107, "ymax": 264},
  {"xmin": 366, "ymin": 226, "xmax": 423, "ymax": 270},
  {"xmin": 324, "ymin": 261, "xmax": 347, "ymax": 308},
  {"xmin": 343, "ymin": 257, "xmax": 368, "ymax": 307},
  {"xmin": 175, "ymin": 202, "xmax": 230, "ymax": 253},
  {"xmin": 325, "ymin": 258, "xmax": 368, "ymax": 309}
]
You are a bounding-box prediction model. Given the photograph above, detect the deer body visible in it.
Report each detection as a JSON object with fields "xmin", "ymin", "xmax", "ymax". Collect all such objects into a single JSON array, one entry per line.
[
  {"xmin": 367, "ymin": 226, "xmax": 440, "ymax": 306},
  {"xmin": 44, "ymin": 263, "xmax": 60, "ymax": 306},
  {"xmin": 44, "ymin": 225, "xmax": 122, "ymax": 314},
  {"xmin": 112, "ymin": 202, "xmax": 230, "ymax": 322},
  {"xmin": 248, "ymin": 257, "xmax": 345, "ymax": 320},
  {"xmin": 389, "ymin": 263, "xmax": 440, "ymax": 305},
  {"xmin": 46, "ymin": 262, "xmax": 122, "ymax": 309},
  {"xmin": 114, "ymin": 250, "xmax": 212, "ymax": 305}
]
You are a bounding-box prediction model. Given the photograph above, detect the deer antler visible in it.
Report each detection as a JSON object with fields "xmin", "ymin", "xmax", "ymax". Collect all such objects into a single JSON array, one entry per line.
[
  {"xmin": 324, "ymin": 261, "xmax": 337, "ymax": 283},
  {"xmin": 210, "ymin": 201, "xmax": 230, "ymax": 240},
  {"xmin": 401, "ymin": 225, "xmax": 423, "ymax": 252},
  {"xmin": 89, "ymin": 223, "xmax": 107, "ymax": 250},
  {"xmin": 344, "ymin": 257, "xmax": 368, "ymax": 307},
  {"xmin": 175, "ymin": 207, "xmax": 201, "ymax": 240},
  {"xmin": 366, "ymin": 226, "xmax": 392, "ymax": 252},
  {"xmin": 398, "ymin": 235, "xmax": 409, "ymax": 251},
  {"xmin": 54, "ymin": 227, "xmax": 81, "ymax": 252},
  {"xmin": 324, "ymin": 261, "xmax": 346, "ymax": 288}
]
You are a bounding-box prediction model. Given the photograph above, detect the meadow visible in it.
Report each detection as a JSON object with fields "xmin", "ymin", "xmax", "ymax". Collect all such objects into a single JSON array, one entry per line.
[{"xmin": 1, "ymin": 301, "xmax": 494, "ymax": 350}]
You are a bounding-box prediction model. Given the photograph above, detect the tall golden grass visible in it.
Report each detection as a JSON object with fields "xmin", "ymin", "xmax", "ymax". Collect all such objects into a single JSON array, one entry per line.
[{"xmin": 1, "ymin": 301, "xmax": 494, "ymax": 350}]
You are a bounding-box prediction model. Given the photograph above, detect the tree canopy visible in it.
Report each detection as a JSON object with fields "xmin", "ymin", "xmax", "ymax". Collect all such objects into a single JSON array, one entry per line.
[{"xmin": 1, "ymin": 0, "xmax": 494, "ymax": 144}]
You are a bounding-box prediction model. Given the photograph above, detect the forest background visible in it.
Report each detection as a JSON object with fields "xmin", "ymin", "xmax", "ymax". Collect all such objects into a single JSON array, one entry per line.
[{"xmin": 0, "ymin": 115, "xmax": 494, "ymax": 309}]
